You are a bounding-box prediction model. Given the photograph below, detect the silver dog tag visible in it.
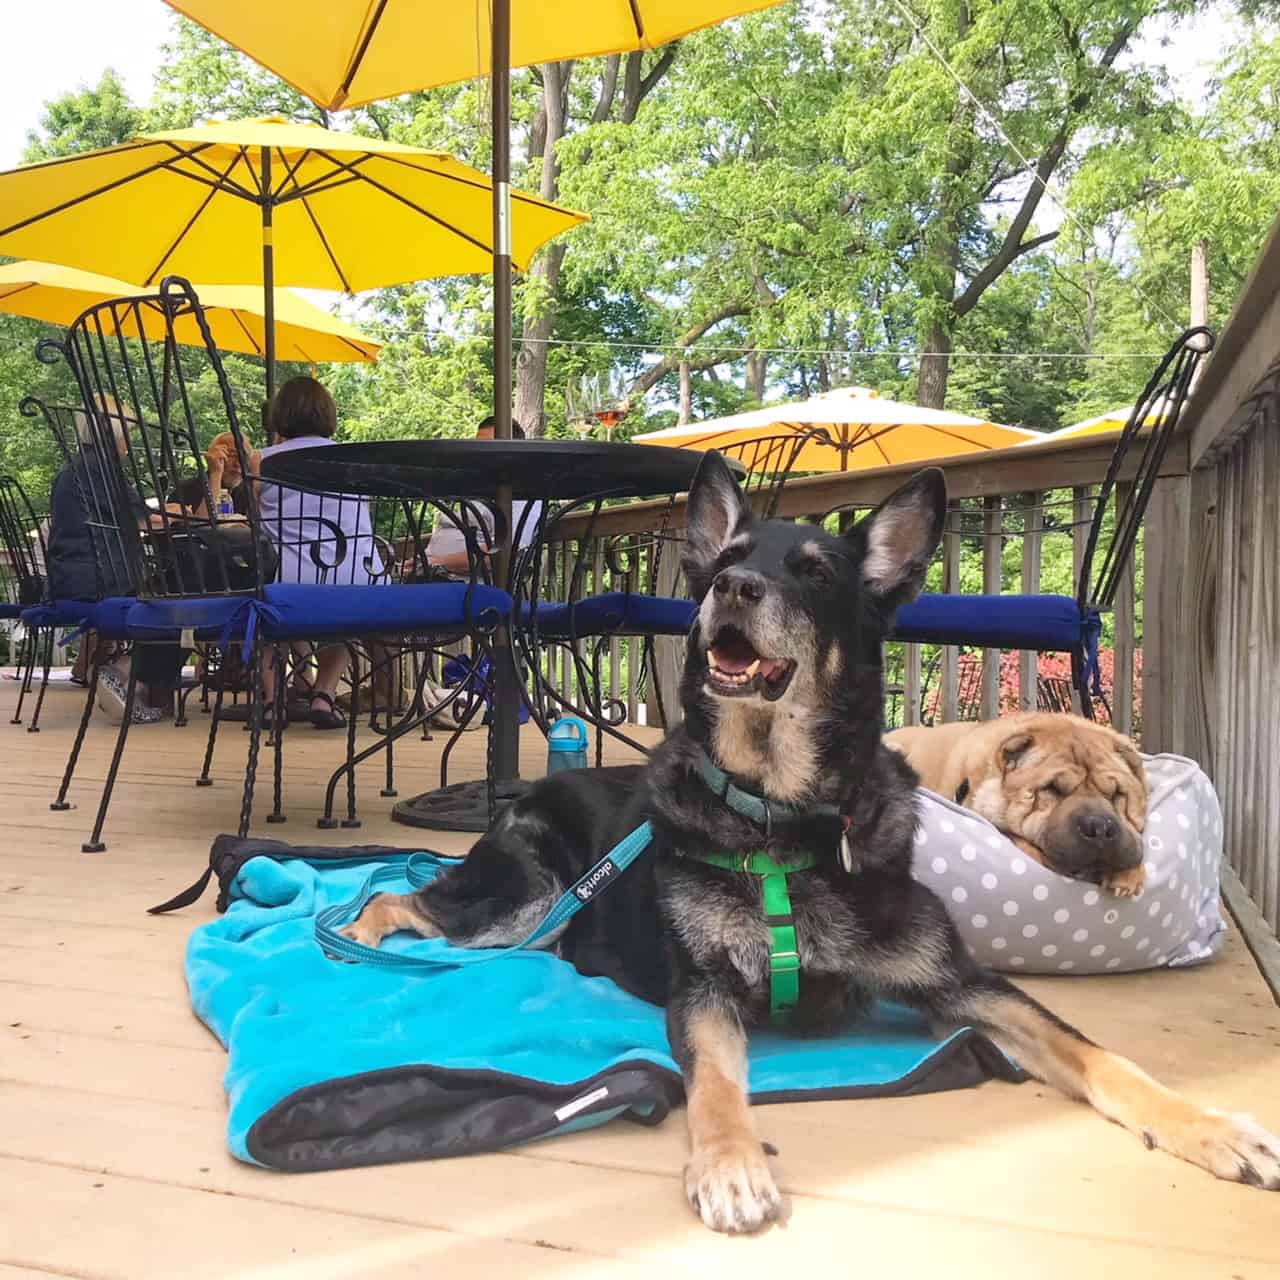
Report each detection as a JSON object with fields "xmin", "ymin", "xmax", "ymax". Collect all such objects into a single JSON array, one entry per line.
[{"xmin": 839, "ymin": 831, "xmax": 854, "ymax": 873}]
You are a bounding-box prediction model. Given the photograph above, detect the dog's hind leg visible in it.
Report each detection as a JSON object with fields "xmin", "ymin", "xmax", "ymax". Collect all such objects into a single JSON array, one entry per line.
[{"xmin": 668, "ymin": 990, "xmax": 784, "ymax": 1234}]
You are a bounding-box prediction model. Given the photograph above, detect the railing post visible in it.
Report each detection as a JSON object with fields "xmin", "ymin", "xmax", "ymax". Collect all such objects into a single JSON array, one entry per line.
[
  {"xmin": 981, "ymin": 495, "xmax": 1002, "ymax": 720},
  {"xmin": 646, "ymin": 539, "xmax": 683, "ymax": 729},
  {"xmin": 1019, "ymin": 491, "xmax": 1043, "ymax": 712},
  {"xmin": 1113, "ymin": 481, "xmax": 1136, "ymax": 737},
  {"xmin": 1071, "ymin": 486, "xmax": 1091, "ymax": 715},
  {"xmin": 940, "ymin": 505, "xmax": 961, "ymax": 723},
  {"xmin": 1141, "ymin": 475, "xmax": 1190, "ymax": 753}
]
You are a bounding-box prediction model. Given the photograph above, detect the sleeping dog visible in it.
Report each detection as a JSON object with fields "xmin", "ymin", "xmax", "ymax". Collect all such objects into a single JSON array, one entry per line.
[
  {"xmin": 343, "ymin": 453, "xmax": 1279, "ymax": 1232},
  {"xmin": 887, "ymin": 713, "xmax": 1149, "ymax": 897}
]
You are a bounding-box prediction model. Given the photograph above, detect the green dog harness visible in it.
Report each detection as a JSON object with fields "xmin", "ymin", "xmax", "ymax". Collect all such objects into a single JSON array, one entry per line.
[{"xmin": 687, "ymin": 848, "xmax": 818, "ymax": 1023}]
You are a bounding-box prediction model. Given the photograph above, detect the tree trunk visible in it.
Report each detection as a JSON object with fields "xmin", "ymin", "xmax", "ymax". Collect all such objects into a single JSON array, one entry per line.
[
  {"xmin": 746, "ymin": 349, "xmax": 767, "ymax": 401},
  {"xmin": 514, "ymin": 62, "xmax": 573, "ymax": 438},
  {"xmin": 678, "ymin": 361, "xmax": 692, "ymax": 423},
  {"xmin": 916, "ymin": 323, "xmax": 954, "ymax": 410}
]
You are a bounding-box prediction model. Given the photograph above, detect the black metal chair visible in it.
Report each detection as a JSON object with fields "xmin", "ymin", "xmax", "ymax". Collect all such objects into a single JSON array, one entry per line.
[
  {"xmin": 56, "ymin": 276, "xmax": 512, "ymax": 849},
  {"xmin": 0, "ymin": 473, "xmax": 51, "ymax": 729},
  {"xmin": 829, "ymin": 328, "xmax": 1215, "ymax": 719},
  {"xmin": 515, "ymin": 433, "xmax": 813, "ymax": 761}
]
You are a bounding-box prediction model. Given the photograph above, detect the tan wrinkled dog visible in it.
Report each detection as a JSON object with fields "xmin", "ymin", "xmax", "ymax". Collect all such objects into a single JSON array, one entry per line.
[{"xmin": 886, "ymin": 713, "xmax": 1148, "ymax": 897}]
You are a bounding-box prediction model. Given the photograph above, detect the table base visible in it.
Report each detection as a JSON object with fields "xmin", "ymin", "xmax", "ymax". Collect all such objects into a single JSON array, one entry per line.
[{"xmin": 391, "ymin": 778, "xmax": 532, "ymax": 833}]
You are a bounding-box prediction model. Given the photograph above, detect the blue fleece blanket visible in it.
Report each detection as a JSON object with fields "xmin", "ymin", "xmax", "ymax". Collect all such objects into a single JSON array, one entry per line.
[{"xmin": 186, "ymin": 850, "xmax": 1020, "ymax": 1172}]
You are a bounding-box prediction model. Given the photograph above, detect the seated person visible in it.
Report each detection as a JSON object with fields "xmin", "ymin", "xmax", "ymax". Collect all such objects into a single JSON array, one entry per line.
[
  {"xmin": 46, "ymin": 397, "xmax": 181, "ymax": 725},
  {"xmin": 204, "ymin": 431, "xmax": 253, "ymax": 515},
  {"xmin": 426, "ymin": 417, "xmax": 543, "ymax": 577},
  {"xmin": 252, "ymin": 376, "xmax": 372, "ymax": 729}
]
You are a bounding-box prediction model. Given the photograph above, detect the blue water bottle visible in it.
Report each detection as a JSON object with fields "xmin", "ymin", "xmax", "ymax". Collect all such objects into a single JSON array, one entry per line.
[{"xmin": 546, "ymin": 715, "xmax": 590, "ymax": 774}]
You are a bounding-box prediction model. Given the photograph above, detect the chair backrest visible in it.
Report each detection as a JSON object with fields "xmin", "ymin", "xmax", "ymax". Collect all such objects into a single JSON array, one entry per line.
[
  {"xmin": 714, "ymin": 430, "xmax": 820, "ymax": 519},
  {"xmin": 59, "ymin": 277, "xmax": 272, "ymax": 601},
  {"xmin": 0, "ymin": 473, "xmax": 47, "ymax": 608},
  {"xmin": 1078, "ymin": 326, "xmax": 1214, "ymax": 611}
]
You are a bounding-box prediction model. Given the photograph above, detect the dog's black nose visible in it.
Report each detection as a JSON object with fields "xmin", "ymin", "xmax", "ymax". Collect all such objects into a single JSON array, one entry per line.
[
  {"xmin": 1075, "ymin": 811, "xmax": 1120, "ymax": 843},
  {"xmin": 712, "ymin": 567, "xmax": 766, "ymax": 607}
]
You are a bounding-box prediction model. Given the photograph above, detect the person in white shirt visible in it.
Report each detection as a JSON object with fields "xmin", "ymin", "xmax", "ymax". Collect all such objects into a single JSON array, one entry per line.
[
  {"xmin": 427, "ymin": 416, "xmax": 543, "ymax": 576},
  {"xmin": 253, "ymin": 376, "xmax": 373, "ymax": 729}
]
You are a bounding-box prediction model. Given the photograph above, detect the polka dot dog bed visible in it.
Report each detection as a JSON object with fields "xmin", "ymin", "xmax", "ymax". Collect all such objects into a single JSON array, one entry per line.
[{"xmin": 910, "ymin": 753, "xmax": 1226, "ymax": 975}]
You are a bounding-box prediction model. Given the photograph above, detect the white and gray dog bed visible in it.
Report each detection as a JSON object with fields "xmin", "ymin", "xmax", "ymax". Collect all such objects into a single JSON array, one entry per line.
[{"xmin": 910, "ymin": 753, "xmax": 1226, "ymax": 975}]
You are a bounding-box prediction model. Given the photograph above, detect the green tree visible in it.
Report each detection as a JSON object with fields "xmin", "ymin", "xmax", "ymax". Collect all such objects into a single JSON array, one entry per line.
[{"xmin": 22, "ymin": 69, "xmax": 144, "ymax": 162}]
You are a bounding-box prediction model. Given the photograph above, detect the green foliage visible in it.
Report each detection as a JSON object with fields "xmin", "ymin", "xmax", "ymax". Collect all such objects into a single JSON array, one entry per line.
[
  {"xmin": 22, "ymin": 69, "xmax": 144, "ymax": 162},
  {"xmin": 6, "ymin": 2, "xmax": 1280, "ymax": 508}
]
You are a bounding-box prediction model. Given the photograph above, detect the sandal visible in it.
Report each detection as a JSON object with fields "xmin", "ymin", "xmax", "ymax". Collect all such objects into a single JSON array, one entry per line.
[{"xmin": 309, "ymin": 690, "xmax": 347, "ymax": 731}]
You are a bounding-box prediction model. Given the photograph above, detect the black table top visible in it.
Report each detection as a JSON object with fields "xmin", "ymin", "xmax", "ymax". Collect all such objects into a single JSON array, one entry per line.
[{"xmin": 259, "ymin": 438, "xmax": 737, "ymax": 502}]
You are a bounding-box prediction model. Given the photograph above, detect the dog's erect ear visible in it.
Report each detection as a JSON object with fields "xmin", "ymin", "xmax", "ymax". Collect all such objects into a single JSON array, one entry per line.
[
  {"xmin": 850, "ymin": 468, "xmax": 947, "ymax": 613},
  {"xmin": 683, "ymin": 450, "xmax": 752, "ymax": 590},
  {"xmin": 999, "ymin": 732, "xmax": 1035, "ymax": 773}
]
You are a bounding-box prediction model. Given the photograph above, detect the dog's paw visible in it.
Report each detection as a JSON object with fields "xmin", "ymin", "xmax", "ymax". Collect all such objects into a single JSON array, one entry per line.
[
  {"xmin": 1103, "ymin": 864, "xmax": 1146, "ymax": 897},
  {"xmin": 684, "ymin": 1138, "xmax": 784, "ymax": 1233},
  {"xmin": 1147, "ymin": 1109, "xmax": 1280, "ymax": 1189},
  {"xmin": 338, "ymin": 917, "xmax": 387, "ymax": 948}
]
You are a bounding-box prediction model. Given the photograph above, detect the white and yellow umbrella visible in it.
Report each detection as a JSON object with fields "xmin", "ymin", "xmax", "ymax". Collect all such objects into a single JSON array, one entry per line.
[
  {"xmin": 0, "ymin": 260, "xmax": 381, "ymax": 364},
  {"xmin": 634, "ymin": 386, "xmax": 1036, "ymax": 471}
]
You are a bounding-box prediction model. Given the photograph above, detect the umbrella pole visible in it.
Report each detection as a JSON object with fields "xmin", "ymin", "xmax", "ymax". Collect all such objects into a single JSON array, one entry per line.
[
  {"xmin": 261, "ymin": 146, "xmax": 277, "ymax": 421},
  {"xmin": 489, "ymin": 0, "xmax": 521, "ymax": 787}
]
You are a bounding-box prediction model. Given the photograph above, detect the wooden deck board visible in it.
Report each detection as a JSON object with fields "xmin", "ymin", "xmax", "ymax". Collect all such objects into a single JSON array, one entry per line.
[{"xmin": 2, "ymin": 678, "xmax": 1278, "ymax": 1277}]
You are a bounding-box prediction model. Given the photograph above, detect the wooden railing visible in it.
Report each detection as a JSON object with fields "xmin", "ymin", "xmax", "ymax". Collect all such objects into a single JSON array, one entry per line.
[
  {"xmin": 533, "ymin": 432, "xmax": 1190, "ymax": 740},
  {"xmin": 1162, "ymin": 294, "xmax": 1280, "ymax": 935}
]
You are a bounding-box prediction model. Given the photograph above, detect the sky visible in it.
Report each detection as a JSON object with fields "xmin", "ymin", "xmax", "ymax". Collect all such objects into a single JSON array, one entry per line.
[
  {"xmin": 1, "ymin": 0, "xmax": 175, "ymax": 169},
  {"xmin": 0, "ymin": 1, "xmax": 1242, "ymax": 172}
]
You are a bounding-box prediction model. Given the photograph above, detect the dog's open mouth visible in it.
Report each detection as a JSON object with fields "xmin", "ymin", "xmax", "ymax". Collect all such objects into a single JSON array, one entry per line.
[{"xmin": 705, "ymin": 626, "xmax": 796, "ymax": 701}]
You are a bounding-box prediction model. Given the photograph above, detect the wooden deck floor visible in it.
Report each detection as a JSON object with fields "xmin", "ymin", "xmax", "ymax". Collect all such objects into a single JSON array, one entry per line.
[{"xmin": 2, "ymin": 675, "xmax": 1278, "ymax": 1278}]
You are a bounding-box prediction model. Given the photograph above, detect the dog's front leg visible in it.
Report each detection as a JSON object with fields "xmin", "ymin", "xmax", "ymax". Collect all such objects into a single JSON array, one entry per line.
[{"xmin": 668, "ymin": 993, "xmax": 782, "ymax": 1233}]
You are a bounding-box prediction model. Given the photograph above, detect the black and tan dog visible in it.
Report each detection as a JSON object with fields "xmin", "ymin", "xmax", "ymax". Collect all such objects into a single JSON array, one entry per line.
[{"xmin": 343, "ymin": 454, "xmax": 1279, "ymax": 1232}]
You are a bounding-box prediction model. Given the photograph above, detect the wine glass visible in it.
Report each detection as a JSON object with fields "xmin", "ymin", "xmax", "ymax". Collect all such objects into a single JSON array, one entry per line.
[{"xmin": 593, "ymin": 369, "xmax": 631, "ymax": 439}]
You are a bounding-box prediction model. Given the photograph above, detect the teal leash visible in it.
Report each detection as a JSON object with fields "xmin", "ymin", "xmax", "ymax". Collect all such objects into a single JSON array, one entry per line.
[{"xmin": 315, "ymin": 820, "xmax": 656, "ymax": 971}]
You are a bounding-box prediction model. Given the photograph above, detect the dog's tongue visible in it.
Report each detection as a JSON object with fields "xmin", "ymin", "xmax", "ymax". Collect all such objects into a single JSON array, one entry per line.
[{"xmin": 710, "ymin": 645, "xmax": 755, "ymax": 675}]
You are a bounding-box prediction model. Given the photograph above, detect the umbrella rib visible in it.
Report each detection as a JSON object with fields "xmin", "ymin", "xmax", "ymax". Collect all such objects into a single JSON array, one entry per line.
[
  {"xmin": 339, "ymin": 0, "xmax": 391, "ymax": 103},
  {"xmin": 0, "ymin": 143, "xmax": 217, "ymax": 237},
  {"xmin": 627, "ymin": 0, "xmax": 647, "ymax": 40},
  {"xmin": 141, "ymin": 150, "xmax": 247, "ymax": 286},
  {"xmin": 273, "ymin": 153, "xmax": 355, "ymax": 292},
  {"xmin": 296, "ymin": 193, "xmax": 354, "ymax": 293},
  {"xmin": 271, "ymin": 145, "xmax": 312, "ymax": 203},
  {"xmin": 161, "ymin": 143, "xmax": 261, "ymax": 201},
  {"xmin": 280, "ymin": 150, "xmax": 495, "ymax": 256},
  {"xmin": 374, "ymin": 150, "xmax": 570, "ymax": 211},
  {"xmin": 928, "ymin": 425, "xmax": 1003, "ymax": 450},
  {"xmin": 228, "ymin": 306, "xmax": 265, "ymax": 357}
]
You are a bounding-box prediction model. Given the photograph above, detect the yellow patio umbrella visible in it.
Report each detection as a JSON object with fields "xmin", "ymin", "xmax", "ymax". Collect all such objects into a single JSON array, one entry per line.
[
  {"xmin": 0, "ymin": 116, "xmax": 586, "ymax": 397},
  {"xmin": 633, "ymin": 386, "xmax": 1036, "ymax": 471},
  {"xmin": 0, "ymin": 260, "xmax": 381, "ymax": 364},
  {"xmin": 163, "ymin": 0, "xmax": 786, "ymax": 111},
  {"xmin": 1018, "ymin": 404, "xmax": 1167, "ymax": 446},
  {"xmin": 163, "ymin": 0, "xmax": 787, "ymax": 447}
]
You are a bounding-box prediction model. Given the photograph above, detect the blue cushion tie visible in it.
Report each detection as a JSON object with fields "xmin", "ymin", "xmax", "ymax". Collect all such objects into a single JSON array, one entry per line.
[
  {"xmin": 1082, "ymin": 608, "xmax": 1103, "ymax": 695},
  {"xmin": 218, "ymin": 597, "xmax": 285, "ymax": 662}
]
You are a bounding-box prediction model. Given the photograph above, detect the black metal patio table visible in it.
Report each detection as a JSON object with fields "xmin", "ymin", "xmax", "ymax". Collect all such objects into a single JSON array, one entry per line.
[{"xmin": 260, "ymin": 438, "xmax": 723, "ymax": 831}]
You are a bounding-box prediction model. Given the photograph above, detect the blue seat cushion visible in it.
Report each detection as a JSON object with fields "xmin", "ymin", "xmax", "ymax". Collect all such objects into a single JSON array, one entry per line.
[
  {"xmin": 0, "ymin": 603, "xmax": 23, "ymax": 621},
  {"xmin": 126, "ymin": 583, "xmax": 512, "ymax": 647},
  {"xmin": 892, "ymin": 593, "xmax": 1097, "ymax": 653},
  {"xmin": 531, "ymin": 592, "xmax": 697, "ymax": 639},
  {"xmin": 21, "ymin": 597, "xmax": 133, "ymax": 637}
]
